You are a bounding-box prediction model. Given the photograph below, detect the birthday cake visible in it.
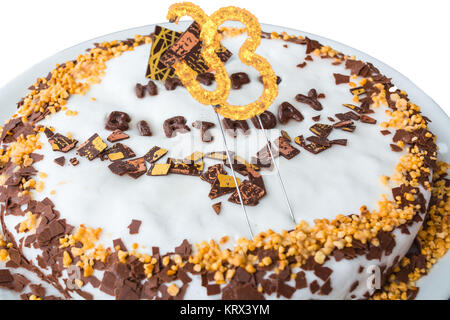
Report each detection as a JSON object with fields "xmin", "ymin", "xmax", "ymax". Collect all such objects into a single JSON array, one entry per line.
[{"xmin": 0, "ymin": 5, "xmax": 448, "ymax": 300}]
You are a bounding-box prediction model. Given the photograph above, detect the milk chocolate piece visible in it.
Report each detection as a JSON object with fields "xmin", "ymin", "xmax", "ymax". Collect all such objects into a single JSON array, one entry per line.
[
  {"xmin": 163, "ymin": 116, "xmax": 190, "ymax": 138},
  {"xmin": 230, "ymin": 72, "xmax": 250, "ymax": 90},
  {"xmin": 54, "ymin": 156, "xmax": 65, "ymax": 166},
  {"xmin": 137, "ymin": 120, "xmax": 152, "ymax": 136},
  {"xmin": 295, "ymin": 89, "xmax": 323, "ymax": 111},
  {"xmin": 105, "ymin": 111, "xmax": 131, "ymax": 131},
  {"xmin": 278, "ymin": 102, "xmax": 304, "ymax": 124},
  {"xmin": 222, "ymin": 118, "xmax": 249, "ymax": 137},
  {"xmin": 192, "ymin": 120, "xmax": 215, "ymax": 142}
]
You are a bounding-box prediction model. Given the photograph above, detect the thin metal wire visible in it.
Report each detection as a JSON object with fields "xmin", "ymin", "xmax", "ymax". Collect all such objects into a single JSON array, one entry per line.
[
  {"xmin": 256, "ymin": 115, "xmax": 296, "ymax": 225},
  {"xmin": 214, "ymin": 108, "xmax": 254, "ymax": 238}
]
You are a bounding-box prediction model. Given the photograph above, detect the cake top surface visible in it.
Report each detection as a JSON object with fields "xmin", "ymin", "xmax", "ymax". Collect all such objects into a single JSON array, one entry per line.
[{"xmin": 0, "ymin": 19, "xmax": 447, "ymax": 300}]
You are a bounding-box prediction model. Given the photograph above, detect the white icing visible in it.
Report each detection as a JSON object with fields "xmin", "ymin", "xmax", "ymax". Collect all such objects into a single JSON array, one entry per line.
[{"xmin": 1, "ymin": 29, "xmax": 431, "ymax": 300}]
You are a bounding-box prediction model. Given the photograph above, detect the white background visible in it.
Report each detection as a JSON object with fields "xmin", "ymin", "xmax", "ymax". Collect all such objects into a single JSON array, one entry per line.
[{"xmin": 0, "ymin": 0, "xmax": 448, "ymax": 116}]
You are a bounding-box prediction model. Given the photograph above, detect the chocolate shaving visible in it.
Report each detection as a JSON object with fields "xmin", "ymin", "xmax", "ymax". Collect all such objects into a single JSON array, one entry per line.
[
  {"xmin": 127, "ymin": 219, "xmax": 142, "ymax": 235},
  {"xmin": 107, "ymin": 130, "xmax": 129, "ymax": 143}
]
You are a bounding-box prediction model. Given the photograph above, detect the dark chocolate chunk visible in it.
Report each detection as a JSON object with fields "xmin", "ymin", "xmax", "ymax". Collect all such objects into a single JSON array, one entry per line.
[
  {"xmin": 335, "ymin": 111, "xmax": 360, "ymax": 121},
  {"xmin": 278, "ymin": 102, "xmax": 304, "ymax": 124},
  {"xmin": 165, "ymin": 77, "xmax": 183, "ymax": 91},
  {"xmin": 208, "ymin": 177, "xmax": 237, "ymax": 200},
  {"xmin": 330, "ymin": 139, "xmax": 347, "ymax": 146},
  {"xmin": 76, "ymin": 133, "xmax": 107, "ymax": 160},
  {"xmin": 167, "ymin": 158, "xmax": 202, "ymax": 176},
  {"xmin": 305, "ymin": 37, "xmax": 322, "ymax": 54},
  {"xmin": 390, "ymin": 144, "xmax": 403, "ymax": 152},
  {"xmin": 228, "ymin": 180, "xmax": 265, "ymax": 206},
  {"xmin": 163, "ymin": 116, "xmax": 190, "ymax": 138},
  {"xmin": 360, "ymin": 115, "xmax": 377, "ymax": 124},
  {"xmin": 143, "ymin": 146, "xmax": 168, "ymax": 164},
  {"xmin": 380, "ymin": 130, "xmax": 391, "ymax": 136},
  {"xmin": 258, "ymin": 75, "xmax": 282, "ymax": 85},
  {"xmin": 104, "ymin": 143, "xmax": 136, "ymax": 161},
  {"xmin": 43, "ymin": 127, "xmax": 55, "ymax": 138},
  {"xmin": 310, "ymin": 123, "xmax": 333, "ymax": 138},
  {"xmin": 342, "ymin": 103, "xmax": 362, "ymax": 113},
  {"xmin": 333, "ymin": 120, "xmax": 354, "ymax": 129},
  {"xmin": 312, "ymin": 115, "xmax": 321, "ymax": 122},
  {"xmin": 48, "ymin": 133, "xmax": 78, "ymax": 153},
  {"xmin": 105, "ymin": 111, "xmax": 131, "ymax": 131},
  {"xmin": 137, "ymin": 120, "xmax": 152, "ymax": 136},
  {"xmin": 250, "ymin": 110, "xmax": 277, "ymax": 129},
  {"xmin": 294, "ymin": 135, "xmax": 330, "ymax": 154},
  {"xmin": 126, "ymin": 158, "xmax": 147, "ymax": 179},
  {"xmin": 306, "ymin": 136, "xmax": 331, "ymax": 147},
  {"xmin": 196, "ymin": 72, "xmax": 215, "ymax": 86},
  {"xmin": 200, "ymin": 164, "xmax": 227, "ymax": 185},
  {"xmin": 274, "ymin": 136, "xmax": 300, "ymax": 159},
  {"xmin": 230, "ymin": 72, "xmax": 250, "ymax": 89}
]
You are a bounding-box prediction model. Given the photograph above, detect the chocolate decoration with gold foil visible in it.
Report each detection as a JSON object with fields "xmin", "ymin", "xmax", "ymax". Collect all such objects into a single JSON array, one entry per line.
[
  {"xmin": 147, "ymin": 23, "xmax": 232, "ymax": 80},
  {"xmin": 166, "ymin": 3, "xmax": 279, "ymax": 120},
  {"xmin": 160, "ymin": 21, "xmax": 232, "ymax": 75},
  {"xmin": 146, "ymin": 26, "xmax": 180, "ymax": 80}
]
